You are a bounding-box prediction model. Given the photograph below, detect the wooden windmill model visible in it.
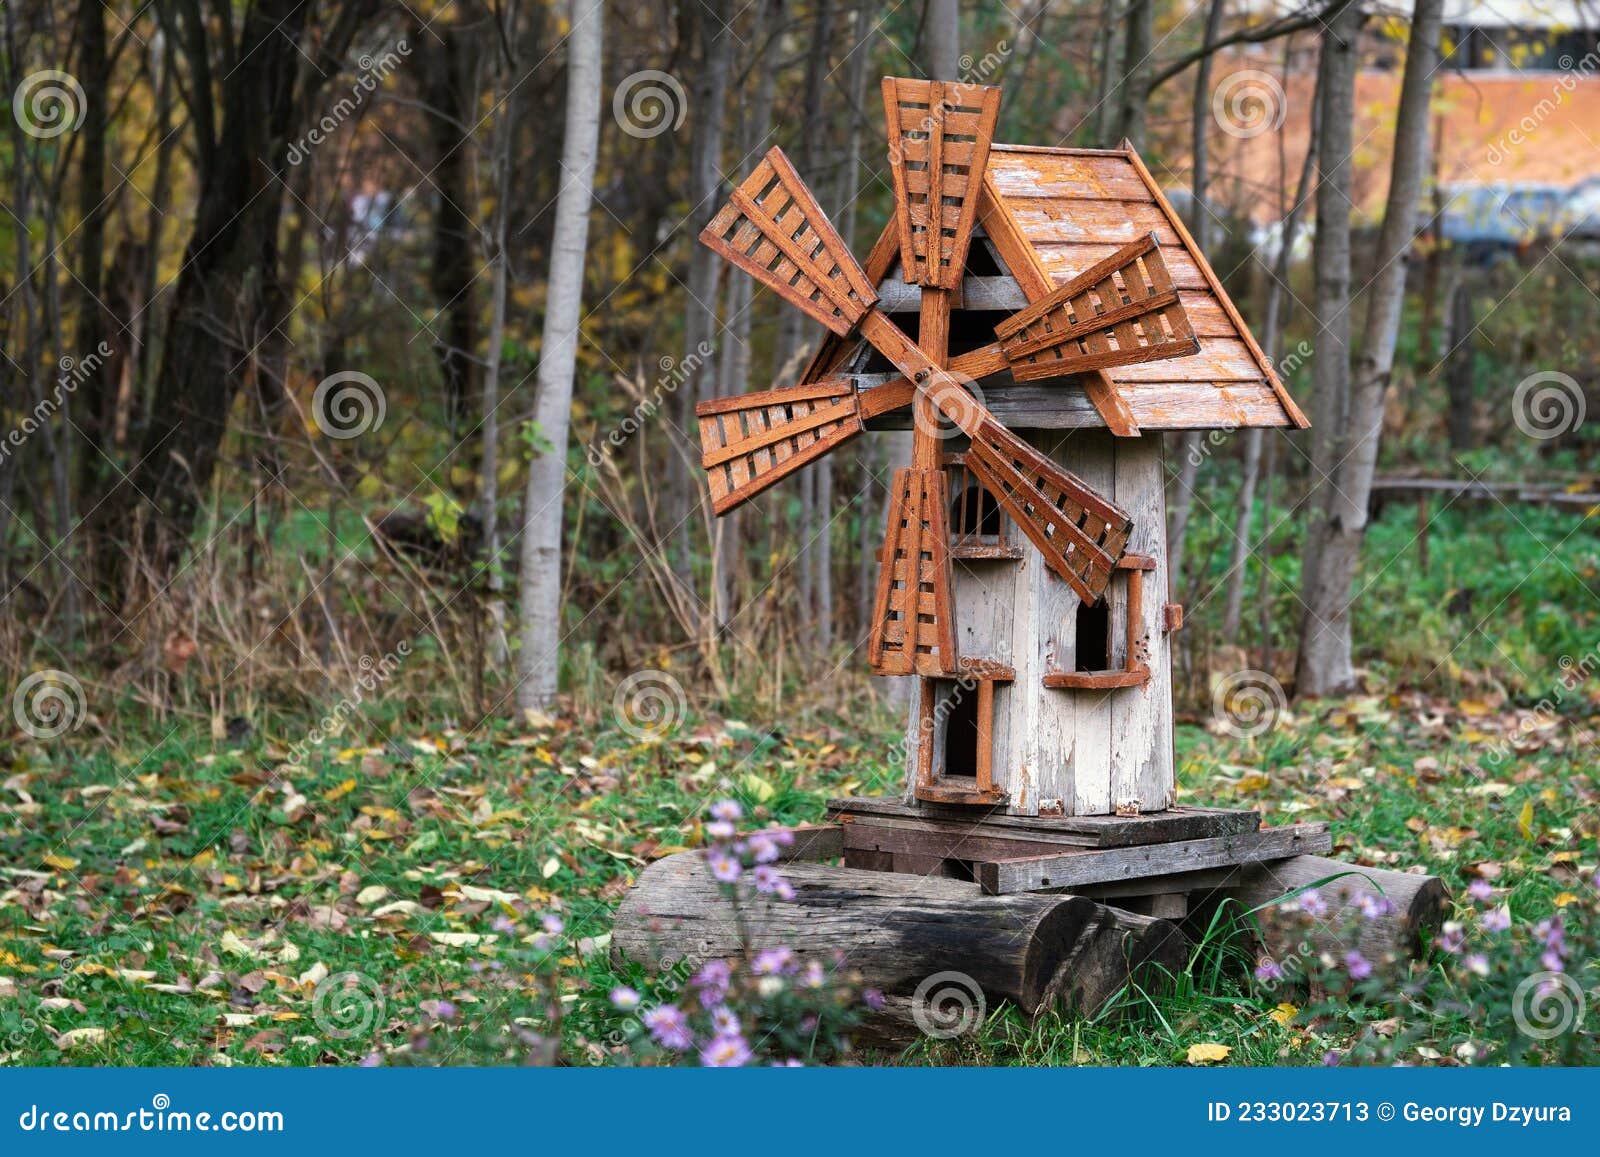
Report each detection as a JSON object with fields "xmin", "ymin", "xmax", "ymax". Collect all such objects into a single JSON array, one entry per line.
[
  {"xmin": 616, "ymin": 80, "xmax": 1447, "ymax": 1035},
  {"xmin": 695, "ymin": 78, "xmax": 1304, "ymax": 821}
]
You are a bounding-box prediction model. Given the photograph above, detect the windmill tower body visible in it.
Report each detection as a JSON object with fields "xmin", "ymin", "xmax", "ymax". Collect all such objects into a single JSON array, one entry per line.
[{"xmin": 693, "ymin": 89, "xmax": 1306, "ymax": 821}]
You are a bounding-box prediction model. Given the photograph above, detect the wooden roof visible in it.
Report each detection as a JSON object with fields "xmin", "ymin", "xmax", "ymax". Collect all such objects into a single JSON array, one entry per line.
[{"xmin": 803, "ymin": 143, "xmax": 1307, "ymax": 433}]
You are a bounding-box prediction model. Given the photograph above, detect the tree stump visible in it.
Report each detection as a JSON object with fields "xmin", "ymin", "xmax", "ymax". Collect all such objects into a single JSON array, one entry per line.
[{"xmin": 613, "ymin": 852, "xmax": 1184, "ymax": 1048}]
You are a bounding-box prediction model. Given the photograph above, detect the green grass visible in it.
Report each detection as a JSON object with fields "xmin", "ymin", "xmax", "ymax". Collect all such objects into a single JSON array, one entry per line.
[{"xmin": 1, "ymin": 504, "xmax": 1595, "ymax": 1066}]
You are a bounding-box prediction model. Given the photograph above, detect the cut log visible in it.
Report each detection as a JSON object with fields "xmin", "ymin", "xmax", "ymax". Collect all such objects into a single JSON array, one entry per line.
[
  {"xmin": 1041, "ymin": 905, "xmax": 1188, "ymax": 1018},
  {"xmin": 1219, "ymin": 854, "xmax": 1449, "ymax": 965},
  {"xmin": 611, "ymin": 852, "xmax": 1182, "ymax": 1048}
]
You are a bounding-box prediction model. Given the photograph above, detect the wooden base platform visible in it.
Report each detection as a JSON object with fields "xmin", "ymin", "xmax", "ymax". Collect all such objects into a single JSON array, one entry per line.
[{"xmin": 826, "ymin": 796, "xmax": 1331, "ymax": 898}]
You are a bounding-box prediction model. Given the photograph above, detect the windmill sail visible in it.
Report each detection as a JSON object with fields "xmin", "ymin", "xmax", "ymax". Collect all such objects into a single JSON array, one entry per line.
[
  {"xmin": 696, "ymin": 379, "xmax": 864, "ymax": 515},
  {"xmin": 963, "ymin": 419, "xmax": 1133, "ymax": 605},
  {"xmin": 698, "ymin": 149, "xmax": 878, "ymax": 337},
  {"xmin": 995, "ymin": 233, "xmax": 1199, "ymax": 381},
  {"xmin": 867, "ymin": 468, "xmax": 960, "ymax": 676},
  {"xmin": 881, "ymin": 77, "xmax": 1001, "ymax": 290}
]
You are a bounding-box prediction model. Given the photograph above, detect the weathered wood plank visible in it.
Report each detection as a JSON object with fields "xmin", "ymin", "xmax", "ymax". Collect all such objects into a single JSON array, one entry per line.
[
  {"xmin": 976, "ymin": 823, "xmax": 1332, "ymax": 894},
  {"xmin": 828, "ymin": 796, "xmax": 1260, "ymax": 846}
]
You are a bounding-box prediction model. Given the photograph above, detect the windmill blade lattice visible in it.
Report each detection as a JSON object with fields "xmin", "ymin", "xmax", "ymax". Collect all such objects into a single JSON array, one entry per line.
[
  {"xmin": 698, "ymin": 149, "xmax": 878, "ymax": 336},
  {"xmin": 867, "ymin": 468, "xmax": 959, "ymax": 676},
  {"xmin": 995, "ymin": 233, "xmax": 1200, "ymax": 381},
  {"xmin": 696, "ymin": 379, "xmax": 863, "ymax": 515},
  {"xmin": 881, "ymin": 77, "xmax": 1001, "ymax": 290}
]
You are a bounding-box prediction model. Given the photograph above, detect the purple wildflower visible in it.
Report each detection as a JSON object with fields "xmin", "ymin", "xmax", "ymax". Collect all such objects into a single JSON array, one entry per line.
[
  {"xmin": 772, "ymin": 1058, "xmax": 804, "ymax": 1067},
  {"xmin": 541, "ymin": 914, "xmax": 565, "ymax": 935},
  {"xmin": 710, "ymin": 800, "xmax": 743, "ymax": 823},
  {"xmin": 1322, "ymin": 1050, "xmax": 1341, "ymax": 1067},
  {"xmin": 700, "ymin": 1032, "xmax": 752, "ymax": 1068},
  {"xmin": 1541, "ymin": 950, "xmax": 1565, "ymax": 972},
  {"xmin": 530, "ymin": 933, "xmax": 554, "ymax": 952},
  {"xmin": 1298, "ymin": 889, "xmax": 1328, "ymax": 919},
  {"xmin": 1467, "ymin": 879, "xmax": 1494, "ymax": 903},
  {"xmin": 707, "ymin": 849, "xmax": 742, "ymax": 883},
  {"xmin": 1436, "ymin": 921, "xmax": 1465, "ymax": 954},
  {"xmin": 752, "ymin": 947, "xmax": 794, "ymax": 975},
  {"xmin": 1356, "ymin": 893, "xmax": 1395, "ymax": 920},
  {"xmin": 752, "ymin": 865, "xmax": 787, "ymax": 894},
  {"xmin": 774, "ymin": 877, "xmax": 796, "ymax": 901},
  {"xmin": 610, "ymin": 986, "xmax": 641, "ymax": 1010},
  {"xmin": 706, "ymin": 820, "xmax": 737, "ymax": 841},
  {"xmin": 863, "ymin": 988, "xmax": 886, "ymax": 1011},
  {"xmin": 1462, "ymin": 953, "xmax": 1490, "ymax": 977},
  {"xmin": 359, "ymin": 1051, "xmax": 382, "ymax": 1067},
  {"xmin": 643, "ymin": 1005, "xmax": 693, "ymax": 1051},
  {"xmin": 1254, "ymin": 958, "xmax": 1284, "ymax": 982},
  {"xmin": 748, "ymin": 835, "xmax": 781, "ymax": 864},
  {"xmin": 1481, "ymin": 907, "xmax": 1511, "ymax": 932},
  {"xmin": 710, "ymin": 1006, "xmax": 741, "ymax": 1037},
  {"xmin": 425, "ymin": 999, "xmax": 457, "ymax": 1021},
  {"xmin": 801, "ymin": 960, "xmax": 827, "ymax": 989},
  {"xmin": 771, "ymin": 829, "xmax": 795, "ymax": 847},
  {"xmin": 492, "ymin": 914, "xmax": 517, "ymax": 935},
  {"xmin": 693, "ymin": 959, "xmax": 732, "ymax": 990},
  {"xmin": 1344, "ymin": 951, "xmax": 1373, "ymax": 981}
]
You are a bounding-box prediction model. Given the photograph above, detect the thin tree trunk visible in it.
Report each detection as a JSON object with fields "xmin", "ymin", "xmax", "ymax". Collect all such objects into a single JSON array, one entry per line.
[
  {"xmin": 1444, "ymin": 275, "xmax": 1475, "ymax": 448},
  {"xmin": 800, "ymin": 0, "xmax": 836, "ymax": 650},
  {"xmin": 480, "ymin": 20, "xmax": 520, "ymax": 668},
  {"xmin": 1297, "ymin": 0, "xmax": 1443, "ymax": 696},
  {"xmin": 925, "ymin": 0, "xmax": 961, "ymax": 80},
  {"xmin": 1223, "ymin": 37, "xmax": 1318, "ymax": 639},
  {"xmin": 680, "ymin": 0, "xmax": 734, "ymax": 613},
  {"xmin": 516, "ymin": 0, "xmax": 604, "ymax": 714},
  {"xmin": 1092, "ymin": 0, "xmax": 1120, "ymax": 143},
  {"xmin": 1166, "ymin": 0, "xmax": 1228, "ymax": 606},
  {"xmin": 1114, "ymin": 0, "xmax": 1152, "ymax": 149},
  {"xmin": 716, "ymin": 0, "xmax": 780, "ymax": 639},
  {"xmin": 837, "ymin": 0, "xmax": 877, "ymax": 637}
]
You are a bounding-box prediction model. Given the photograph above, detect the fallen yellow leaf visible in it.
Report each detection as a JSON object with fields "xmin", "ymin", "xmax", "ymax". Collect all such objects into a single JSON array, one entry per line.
[
  {"xmin": 1269, "ymin": 1002, "xmax": 1298, "ymax": 1027},
  {"xmin": 1518, "ymin": 799, "xmax": 1536, "ymax": 840},
  {"xmin": 1187, "ymin": 1042, "xmax": 1231, "ymax": 1065},
  {"xmin": 41, "ymin": 854, "xmax": 78, "ymax": 871}
]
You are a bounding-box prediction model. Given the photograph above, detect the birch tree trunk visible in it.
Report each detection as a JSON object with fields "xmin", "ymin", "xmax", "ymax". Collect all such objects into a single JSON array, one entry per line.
[
  {"xmin": 1295, "ymin": 0, "xmax": 1443, "ymax": 696},
  {"xmin": 515, "ymin": 0, "xmax": 604, "ymax": 715}
]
